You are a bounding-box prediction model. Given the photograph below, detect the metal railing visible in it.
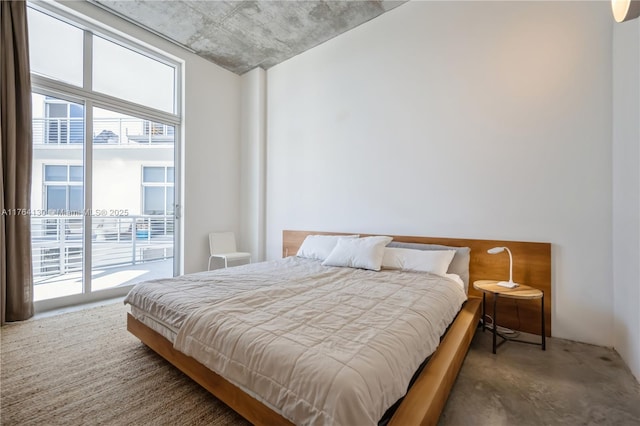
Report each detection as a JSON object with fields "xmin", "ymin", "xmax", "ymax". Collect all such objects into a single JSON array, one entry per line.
[
  {"xmin": 31, "ymin": 215, "xmax": 174, "ymax": 283},
  {"xmin": 32, "ymin": 118, "xmax": 174, "ymax": 145}
]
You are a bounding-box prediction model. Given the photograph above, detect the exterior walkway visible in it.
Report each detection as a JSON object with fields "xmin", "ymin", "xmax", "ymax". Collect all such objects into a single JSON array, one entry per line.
[{"xmin": 34, "ymin": 258, "xmax": 173, "ymax": 301}]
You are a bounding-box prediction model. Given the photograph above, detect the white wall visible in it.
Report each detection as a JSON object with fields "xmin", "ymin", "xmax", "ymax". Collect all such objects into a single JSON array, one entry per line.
[
  {"xmin": 32, "ymin": 148, "xmax": 173, "ymax": 214},
  {"xmin": 613, "ymin": 19, "xmax": 640, "ymax": 381},
  {"xmin": 182, "ymin": 60, "xmax": 240, "ymax": 273},
  {"xmin": 239, "ymin": 69, "xmax": 267, "ymax": 262},
  {"xmin": 266, "ymin": 1, "xmax": 614, "ymax": 345},
  {"xmin": 56, "ymin": 1, "xmax": 242, "ymax": 275}
]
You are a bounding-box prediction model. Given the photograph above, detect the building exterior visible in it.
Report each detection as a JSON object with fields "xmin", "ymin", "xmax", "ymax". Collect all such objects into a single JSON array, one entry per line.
[{"xmin": 30, "ymin": 94, "xmax": 175, "ymax": 298}]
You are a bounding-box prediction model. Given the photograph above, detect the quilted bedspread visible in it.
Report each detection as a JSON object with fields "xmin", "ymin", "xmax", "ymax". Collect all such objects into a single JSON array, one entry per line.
[
  {"xmin": 172, "ymin": 257, "xmax": 467, "ymax": 425},
  {"xmin": 125, "ymin": 257, "xmax": 331, "ymax": 340}
]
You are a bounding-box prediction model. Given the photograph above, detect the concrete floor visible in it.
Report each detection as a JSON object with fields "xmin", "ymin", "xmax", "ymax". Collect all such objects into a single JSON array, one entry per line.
[{"xmin": 440, "ymin": 330, "xmax": 640, "ymax": 425}]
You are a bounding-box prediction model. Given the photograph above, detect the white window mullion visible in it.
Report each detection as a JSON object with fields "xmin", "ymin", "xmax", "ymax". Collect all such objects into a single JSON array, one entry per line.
[
  {"xmin": 83, "ymin": 101, "xmax": 93, "ymax": 296},
  {"xmin": 31, "ymin": 75, "xmax": 180, "ymax": 127},
  {"xmin": 164, "ymin": 183, "xmax": 168, "ymax": 216},
  {"xmin": 65, "ymin": 167, "xmax": 71, "ymax": 209},
  {"xmin": 83, "ymin": 29, "xmax": 92, "ymax": 91},
  {"xmin": 82, "ymin": 29, "xmax": 93, "ymax": 296}
]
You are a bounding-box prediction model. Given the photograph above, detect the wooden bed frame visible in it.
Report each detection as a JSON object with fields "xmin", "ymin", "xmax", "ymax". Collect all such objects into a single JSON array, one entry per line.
[
  {"xmin": 283, "ymin": 231, "xmax": 552, "ymax": 337},
  {"xmin": 127, "ymin": 230, "xmax": 551, "ymax": 426}
]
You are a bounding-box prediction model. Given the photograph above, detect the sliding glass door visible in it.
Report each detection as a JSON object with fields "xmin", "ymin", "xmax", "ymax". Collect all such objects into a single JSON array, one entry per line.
[
  {"xmin": 90, "ymin": 107, "xmax": 175, "ymax": 292},
  {"xmin": 31, "ymin": 93, "xmax": 85, "ymax": 300},
  {"xmin": 28, "ymin": 4, "xmax": 181, "ymax": 308}
]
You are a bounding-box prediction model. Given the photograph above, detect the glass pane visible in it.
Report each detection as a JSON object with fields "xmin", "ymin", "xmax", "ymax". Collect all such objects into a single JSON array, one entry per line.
[
  {"xmin": 45, "ymin": 165, "xmax": 68, "ymax": 182},
  {"xmin": 59, "ymin": 122, "xmax": 69, "ymax": 144},
  {"xmin": 48, "ymin": 104, "xmax": 67, "ymax": 118},
  {"xmin": 69, "ymin": 166, "xmax": 83, "ymax": 182},
  {"xmin": 47, "ymin": 120, "xmax": 59, "ymax": 144},
  {"xmin": 33, "ymin": 96, "xmax": 84, "ymax": 145},
  {"xmin": 27, "ymin": 8, "xmax": 83, "ymax": 86},
  {"xmin": 92, "ymin": 106, "xmax": 174, "ymax": 293},
  {"xmin": 166, "ymin": 187, "xmax": 174, "ymax": 214},
  {"xmin": 70, "ymin": 104, "xmax": 83, "ymax": 118},
  {"xmin": 167, "ymin": 167, "xmax": 174, "ymax": 183},
  {"xmin": 93, "ymin": 36, "xmax": 175, "ymax": 113},
  {"xmin": 144, "ymin": 187, "xmax": 164, "ymax": 214},
  {"xmin": 69, "ymin": 104, "xmax": 84, "ymax": 144},
  {"xmin": 69, "ymin": 186, "xmax": 83, "ymax": 211},
  {"xmin": 32, "ymin": 92, "xmax": 84, "ymax": 301},
  {"xmin": 143, "ymin": 167, "xmax": 165, "ymax": 183},
  {"xmin": 69, "ymin": 119, "xmax": 84, "ymax": 144},
  {"xmin": 46, "ymin": 186, "xmax": 67, "ymax": 210},
  {"xmin": 93, "ymin": 108, "xmax": 128, "ymax": 145}
]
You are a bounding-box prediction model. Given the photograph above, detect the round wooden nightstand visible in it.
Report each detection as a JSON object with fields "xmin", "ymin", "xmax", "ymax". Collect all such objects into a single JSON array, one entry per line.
[{"xmin": 473, "ymin": 280, "xmax": 545, "ymax": 354}]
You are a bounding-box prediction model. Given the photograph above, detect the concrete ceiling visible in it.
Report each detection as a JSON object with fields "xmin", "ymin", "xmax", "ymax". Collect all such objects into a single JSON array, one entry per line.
[{"xmin": 91, "ymin": 1, "xmax": 406, "ymax": 75}]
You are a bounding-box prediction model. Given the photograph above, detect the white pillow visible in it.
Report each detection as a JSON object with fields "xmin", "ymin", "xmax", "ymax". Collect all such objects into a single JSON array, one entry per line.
[
  {"xmin": 296, "ymin": 234, "xmax": 359, "ymax": 261},
  {"xmin": 322, "ymin": 236, "xmax": 393, "ymax": 271},
  {"xmin": 444, "ymin": 273, "xmax": 465, "ymax": 289},
  {"xmin": 382, "ymin": 247, "xmax": 456, "ymax": 276}
]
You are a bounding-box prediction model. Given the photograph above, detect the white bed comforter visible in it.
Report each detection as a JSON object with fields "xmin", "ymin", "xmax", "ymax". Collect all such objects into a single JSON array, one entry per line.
[
  {"xmin": 170, "ymin": 257, "xmax": 467, "ymax": 426},
  {"xmin": 125, "ymin": 257, "xmax": 326, "ymax": 340}
]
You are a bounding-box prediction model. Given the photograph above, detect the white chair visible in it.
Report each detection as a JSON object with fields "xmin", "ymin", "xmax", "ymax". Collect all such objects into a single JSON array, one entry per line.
[{"xmin": 207, "ymin": 231, "xmax": 251, "ymax": 270}]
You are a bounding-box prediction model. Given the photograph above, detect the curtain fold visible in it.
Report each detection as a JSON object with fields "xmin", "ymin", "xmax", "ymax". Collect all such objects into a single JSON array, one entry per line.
[{"xmin": 1, "ymin": 0, "xmax": 34, "ymax": 324}]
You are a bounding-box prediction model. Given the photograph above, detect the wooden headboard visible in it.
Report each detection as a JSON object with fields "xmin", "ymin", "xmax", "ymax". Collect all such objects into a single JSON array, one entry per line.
[{"xmin": 283, "ymin": 230, "xmax": 551, "ymax": 337}]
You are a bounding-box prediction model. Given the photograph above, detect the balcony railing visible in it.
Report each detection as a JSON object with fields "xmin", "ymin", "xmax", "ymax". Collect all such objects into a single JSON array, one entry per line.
[
  {"xmin": 31, "ymin": 215, "xmax": 174, "ymax": 284},
  {"xmin": 32, "ymin": 118, "xmax": 174, "ymax": 145}
]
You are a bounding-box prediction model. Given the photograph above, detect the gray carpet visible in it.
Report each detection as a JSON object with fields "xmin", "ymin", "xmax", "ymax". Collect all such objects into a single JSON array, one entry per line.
[
  {"xmin": 2, "ymin": 302, "xmax": 640, "ymax": 425},
  {"xmin": 0, "ymin": 302, "xmax": 249, "ymax": 426}
]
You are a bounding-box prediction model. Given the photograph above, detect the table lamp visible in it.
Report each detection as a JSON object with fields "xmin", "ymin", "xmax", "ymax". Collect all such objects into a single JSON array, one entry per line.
[
  {"xmin": 612, "ymin": 0, "xmax": 640, "ymax": 23},
  {"xmin": 487, "ymin": 246, "xmax": 519, "ymax": 288}
]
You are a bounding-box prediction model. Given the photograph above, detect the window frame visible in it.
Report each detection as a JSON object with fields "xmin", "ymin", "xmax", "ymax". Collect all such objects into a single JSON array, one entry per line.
[
  {"xmin": 28, "ymin": 0, "xmax": 182, "ymax": 312},
  {"xmin": 43, "ymin": 98, "xmax": 84, "ymax": 144},
  {"xmin": 141, "ymin": 166, "xmax": 175, "ymax": 216},
  {"xmin": 43, "ymin": 164, "xmax": 84, "ymax": 213},
  {"xmin": 28, "ymin": 1, "xmax": 182, "ymax": 128}
]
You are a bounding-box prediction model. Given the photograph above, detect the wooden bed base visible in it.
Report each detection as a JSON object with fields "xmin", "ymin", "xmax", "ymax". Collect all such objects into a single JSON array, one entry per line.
[
  {"xmin": 126, "ymin": 230, "xmax": 551, "ymax": 425},
  {"xmin": 127, "ymin": 299, "xmax": 480, "ymax": 426},
  {"xmin": 127, "ymin": 313, "xmax": 294, "ymax": 425}
]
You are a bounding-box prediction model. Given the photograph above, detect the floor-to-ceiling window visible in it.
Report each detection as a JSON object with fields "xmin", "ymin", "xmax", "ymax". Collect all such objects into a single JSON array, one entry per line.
[{"xmin": 27, "ymin": 3, "xmax": 181, "ymax": 309}]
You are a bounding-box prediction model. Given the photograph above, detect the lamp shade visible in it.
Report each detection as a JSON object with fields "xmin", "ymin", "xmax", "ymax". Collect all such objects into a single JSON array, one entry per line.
[
  {"xmin": 612, "ymin": 0, "xmax": 640, "ymax": 23},
  {"xmin": 487, "ymin": 246, "xmax": 519, "ymax": 288}
]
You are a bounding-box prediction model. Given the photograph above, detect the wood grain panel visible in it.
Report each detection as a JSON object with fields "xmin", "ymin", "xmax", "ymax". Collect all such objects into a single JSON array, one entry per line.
[
  {"xmin": 389, "ymin": 297, "xmax": 482, "ymax": 426},
  {"xmin": 283, "ymin": 230, "xmax": 551, "ymax": 336}
]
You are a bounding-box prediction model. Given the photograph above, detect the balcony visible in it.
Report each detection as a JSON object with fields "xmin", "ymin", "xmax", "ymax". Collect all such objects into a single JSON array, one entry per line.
[
  {"xmin": 31, "ymin": 215, "xmax": 174, "ymax": 301},
  {"xmin": 32, "ymin": 117, "xmax": 174, "ymax": 145}
]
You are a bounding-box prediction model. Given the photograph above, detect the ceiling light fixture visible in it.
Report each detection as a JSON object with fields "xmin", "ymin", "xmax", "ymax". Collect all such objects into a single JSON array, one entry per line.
[{"xmin": 612, "ymin": 0, "xmax": 640, "ymax": 23}]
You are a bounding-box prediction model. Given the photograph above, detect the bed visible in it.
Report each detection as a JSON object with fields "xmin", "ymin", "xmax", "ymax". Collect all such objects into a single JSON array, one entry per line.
[{"xmin": 125, "ymin": 230, "xmax": 551, "ymax": 425}]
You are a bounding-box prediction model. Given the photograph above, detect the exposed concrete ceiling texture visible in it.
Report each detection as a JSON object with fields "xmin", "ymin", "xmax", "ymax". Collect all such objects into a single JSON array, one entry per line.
[{"xmin": 92, "ymin": 1, "xmax": 407, "ymax": 75}]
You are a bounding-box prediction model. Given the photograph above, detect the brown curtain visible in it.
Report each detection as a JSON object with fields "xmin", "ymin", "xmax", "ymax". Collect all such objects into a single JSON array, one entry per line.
[{"xmin": 1, "ymin": 0, "xmax": 34, "ymax": 324}]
